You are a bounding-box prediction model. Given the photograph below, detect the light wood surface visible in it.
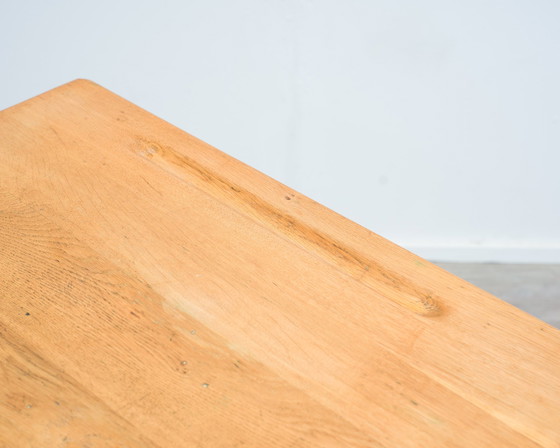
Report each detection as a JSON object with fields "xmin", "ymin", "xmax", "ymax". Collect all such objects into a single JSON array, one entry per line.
[{"xmin": 1, "ymin": 79, "xmax": 559, "ymax": 447}]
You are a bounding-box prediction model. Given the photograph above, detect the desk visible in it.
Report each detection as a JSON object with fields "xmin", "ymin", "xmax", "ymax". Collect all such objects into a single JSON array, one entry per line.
[{"xmin": 1, "ymin": 80, "xmax": 558, "ymax": 447}]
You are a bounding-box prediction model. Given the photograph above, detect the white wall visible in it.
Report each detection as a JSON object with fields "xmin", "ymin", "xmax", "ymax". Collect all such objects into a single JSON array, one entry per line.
[{"xmin": 2, "ymin": 0, "xmax": 559, "ymax": 262}]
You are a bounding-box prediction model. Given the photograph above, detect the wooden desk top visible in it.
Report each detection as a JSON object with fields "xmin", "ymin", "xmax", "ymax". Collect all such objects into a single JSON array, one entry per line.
[{"xmin": 1, "ymin": 80, "xmax": 559, "ymax": 447}]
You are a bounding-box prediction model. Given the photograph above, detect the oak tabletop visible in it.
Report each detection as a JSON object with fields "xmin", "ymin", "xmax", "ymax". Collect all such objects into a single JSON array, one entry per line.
[{"xmin": 1, "ymin": 80, "xmax": 559, "ymax": 447}]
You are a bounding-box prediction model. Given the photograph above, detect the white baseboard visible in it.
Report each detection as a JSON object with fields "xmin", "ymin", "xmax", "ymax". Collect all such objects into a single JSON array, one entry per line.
[{"xmin": 406, "ymin": 246, "xmax": 560, "ymax": 264}]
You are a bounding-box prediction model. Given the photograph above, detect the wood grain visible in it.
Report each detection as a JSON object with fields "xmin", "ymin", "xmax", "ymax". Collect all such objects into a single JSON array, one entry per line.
[{"xmin": 1, "ymin": 79, "xmax": 559, "ymax": 447}]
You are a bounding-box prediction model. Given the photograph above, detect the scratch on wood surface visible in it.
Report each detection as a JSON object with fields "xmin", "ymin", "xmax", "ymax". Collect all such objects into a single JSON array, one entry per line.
[{"xmin": 133, "ymin": 138, "xmax": 442, "ymax": 317}]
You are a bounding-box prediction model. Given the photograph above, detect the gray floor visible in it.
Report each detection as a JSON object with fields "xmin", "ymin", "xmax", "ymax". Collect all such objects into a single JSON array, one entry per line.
[{"xmin": 434, "ymin": 263, "xmax": 560, "ymax": 329}]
